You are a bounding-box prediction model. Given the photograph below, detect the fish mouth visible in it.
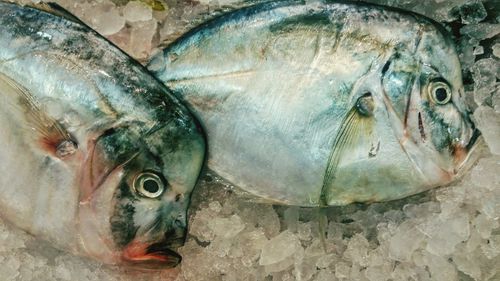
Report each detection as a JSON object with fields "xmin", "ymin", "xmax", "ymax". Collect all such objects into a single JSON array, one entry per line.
[
  {"xmin": 465, "ymin": 128, "xmax": 482, "ymax": 152},
  {"xmin": 453, "ymin": 128, "xmax": 484, "ymax": 175},
  {"xmin": 122, "ymin": 234, "xmax": 185, "ymax": 269}
]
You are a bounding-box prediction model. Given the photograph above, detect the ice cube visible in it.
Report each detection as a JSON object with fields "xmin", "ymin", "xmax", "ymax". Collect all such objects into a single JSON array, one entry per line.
[
  {"xmin": 208, "ymin": 214, "xmax": 245, "ymax": 239},
  {"xmin": 315, "ymin": 254, "xmax": 336, "ymax": 269},
  {"xmin": 458, "ymin": 0, "xmax": 487, "ymax": 24},
  {"xmin": 388, "ymin": 220, "xmax": 426, "ymax": 262},
  {"xmin": 453, "ymin": 249, "xmax": 482, "ymax": 280},
  {"xmin": 480, "ymin": 235, "xmax": 500, "ymax": 260},
  {"xmin": 0, "ymin": 255, "xmax": 20, "ymax": 280},
  {"xmin": 365, "ymin": 265, "xmax": 390, "ymax": 281},
  {"xmin": 474, "ymin": 213, "xmax": 499, "ymax": 240},
  {"xmin": 81, "ymin": 1, "xmax": 125, "ymax": 36},
  {"xmin": 460, "ymin": 23, "xmax": 500, "ymax": 41},
  {"xmin": 473, "ymin": 106, "xmax": 500, "ymax": 155},
  {"xmin": 343, "ymin": 233, "xmax": 370, "ymax": 267},
  {"xmin": 297, "ymin": 222, "xmax": 313, "ymax": 241},
  {"xmin": 471, "ymin": 155, "xmax": 500, "ymax": 191},
  {"xmin": 123, "ymin": 1, "xmax": 153, "ymax": 22},
  {"xmin": 237, "ymin": 203, "xmax": 280, "ymax": 238},
  {"xmin": 493, "ymin": 43, "xmax": 500, "ymax": 58},
  {"xmin": 473, "ymin": 45, "xmax": 484, "ymax": 55},
  {"xmin": 424, "ymin": 215, "xmax": 470, "ymax": 256},
  {"xmin": 314, "ymin": 270, "xmax": 337, "ymax": 281},
  {"xmin": 128, "ymin": 19, "xmax": 158, "ymax": 60},
  {"xmin": 334, "ymin": 261, "xmax": 351, "ymax": 279},
  {"xmin": 472, "ymin": 59, "xmax": 499, "ymax": 106},
  {"xmin": 259, "ymin": 230, "xmax": 302, "ymax": 272},
  {"xmin": 293, "ymin": 254, "xmax": 319, "ymax": 281},
  {"xmin": 422, "ymin": 252, "xmax": 458, "ymax": 281}
]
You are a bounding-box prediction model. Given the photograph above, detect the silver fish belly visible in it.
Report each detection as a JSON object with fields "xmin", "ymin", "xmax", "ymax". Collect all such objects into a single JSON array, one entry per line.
[
  {"xmin": 0, "ymin": 2, "xmax": 205, "ymax": 269},
  {"xmin": 148, "ymin": 0, "xmax": 481, "ymax": 206}
]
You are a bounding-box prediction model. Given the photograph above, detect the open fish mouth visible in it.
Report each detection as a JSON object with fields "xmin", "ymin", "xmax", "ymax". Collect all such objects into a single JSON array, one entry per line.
[
  {"xmin": 122, "ymin": 232, "xmax": 185, "ymax": 269},
  {"xmin": 465, "ymin": 128, "xmax": 482, "ymax": 152},
  {"xmin": 453, "ymin": 128, "xmax": 484, "ymax": 175},
  {"xmin": 122, "ymin": 242, "xmax": 182, "ymax": 269}
]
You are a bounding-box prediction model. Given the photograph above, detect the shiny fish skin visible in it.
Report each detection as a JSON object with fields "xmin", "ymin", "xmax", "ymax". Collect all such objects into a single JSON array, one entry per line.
[
  {"xmin": 148, "ymin": 0, "xmax": 481, "ymax": 206},
  {"xmin": 0, "ymin": 2, "xmax": 205, "ymax": 269}
]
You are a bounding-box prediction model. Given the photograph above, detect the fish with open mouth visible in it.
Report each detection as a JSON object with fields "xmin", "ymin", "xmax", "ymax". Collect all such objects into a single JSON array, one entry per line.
[
  {"xmin": 0, "ymin": 1, "xmax": 205, "ymax": 269},
  {"xmin": 147, "ymin": 0, "xmax": 483, "ymax": 206}
]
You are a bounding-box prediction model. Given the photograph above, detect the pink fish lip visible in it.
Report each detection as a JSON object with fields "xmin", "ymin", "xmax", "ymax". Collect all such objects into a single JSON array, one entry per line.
[
  {"xmin": 121, "ymin": 239, "xmax": 183, "ymax": 269},
  {"xmin": 121, "ymin": 230, "xmax": 186, "ymax": 269},
  {"xmin": 453, "ymin": 128, "xmax": 482, "ymax": 173}
]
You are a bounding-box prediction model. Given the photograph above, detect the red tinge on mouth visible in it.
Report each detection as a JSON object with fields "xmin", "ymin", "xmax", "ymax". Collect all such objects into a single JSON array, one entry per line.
[{"xmin": 122, "ymin": 240, "xmax": 182, "ymax": 268}]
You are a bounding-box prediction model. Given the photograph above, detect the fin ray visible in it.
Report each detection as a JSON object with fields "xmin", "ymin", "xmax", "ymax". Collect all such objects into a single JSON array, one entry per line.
[
  {"xmin": 0, "ymin": 72, "xmax": 78, "ymax": 157},
  {"xmin": 320, "ymin": 103, "xmax": 374, "ymax": 206}
]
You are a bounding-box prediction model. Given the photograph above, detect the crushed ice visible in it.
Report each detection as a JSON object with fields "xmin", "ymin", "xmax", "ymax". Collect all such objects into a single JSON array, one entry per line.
[{"xmin": 2, "ymin": 0, "xmax": 500, "ymax": 280}]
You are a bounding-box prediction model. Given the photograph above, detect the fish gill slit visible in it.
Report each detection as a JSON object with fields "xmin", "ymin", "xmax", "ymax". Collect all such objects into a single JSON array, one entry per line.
[
  {"xmin": 418, "ymin": 112, "xmax": 426, "ymax": 141},
  {"xmin": 412, "ymin": 24, "xmax": 424, "ymax": 54},
  {"xmin": 403, "ymin": 89, "xmax": 412, "ymax": 131}
]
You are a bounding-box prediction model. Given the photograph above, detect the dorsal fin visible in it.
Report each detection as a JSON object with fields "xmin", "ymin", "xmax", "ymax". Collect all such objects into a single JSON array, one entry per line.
[{"xmin": 26, "ymin": 2, "xmax": 85, "ymax": 26}]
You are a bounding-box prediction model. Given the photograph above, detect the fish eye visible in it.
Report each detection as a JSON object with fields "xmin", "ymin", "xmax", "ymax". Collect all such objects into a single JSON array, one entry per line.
[
  {"xmin": 429, "ymin": 80, "xmax": 452, "ymax": 105},
  {"xmin": 133, "ymin": 172, "xmax": 165, "ymax": 199}
]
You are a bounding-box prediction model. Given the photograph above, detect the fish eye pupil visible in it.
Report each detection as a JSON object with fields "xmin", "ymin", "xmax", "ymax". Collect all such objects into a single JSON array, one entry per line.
[
  {"xmin": 133, "ymin": 172, "xmax": 165, "ymax": 198},
  {"xmin": 143, "ymin": 179, "xmax": 160, "ymax": 194},
  {"xmin": 435, "ymin": 87, "xmax": 448, "ymax": 102},
  {"xmin": 429, "ymin": 81, "xmax": 451, "ymax": 105}
]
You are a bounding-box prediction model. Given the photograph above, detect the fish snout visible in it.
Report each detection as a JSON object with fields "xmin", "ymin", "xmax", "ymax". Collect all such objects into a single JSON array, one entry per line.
[{"xmin": 453, "ymin": 129, "xmax": 485, "ymax": 174}]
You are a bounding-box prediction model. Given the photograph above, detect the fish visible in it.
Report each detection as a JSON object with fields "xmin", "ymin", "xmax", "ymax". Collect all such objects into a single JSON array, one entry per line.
[
  {"xmin": 0, "ymin": 1, "xmax": 205, "ymax": 269},
  {"xmin": 147, "ymin": 0, "xmax": 483, "ymax": 207}
]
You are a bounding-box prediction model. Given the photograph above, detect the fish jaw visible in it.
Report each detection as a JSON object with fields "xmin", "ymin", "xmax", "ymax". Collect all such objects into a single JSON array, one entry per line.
[
  {"xmin": 452, "ymin": 129, "xmax": 485, "ymax": 177},
  {"xmin": 121, "ymin": 231, "xmax": 184, "ymax": 269},
  {"xmin": 77, "ymin": 166, "xmax": 125, "ymax": 265}
]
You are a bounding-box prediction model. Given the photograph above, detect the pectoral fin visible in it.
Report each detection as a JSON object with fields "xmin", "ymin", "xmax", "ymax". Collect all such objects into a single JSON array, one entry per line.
[
  {"xmin": 320, "ymin": 94, "xmax": 375, "ymax": 206},
  {"xmin": 0, "ymin": 73, "xmax": 78, "ymax": 158}
]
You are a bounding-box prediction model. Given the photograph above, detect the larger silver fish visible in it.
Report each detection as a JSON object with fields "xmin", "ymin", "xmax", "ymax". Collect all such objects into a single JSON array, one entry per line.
[
  {"xmin": 148, "ymin": 0, "xmax": 482, "ymax": 206},
  {"xmin": 0, "ymin": 2, "xmax": 205, "ymax": 268}
]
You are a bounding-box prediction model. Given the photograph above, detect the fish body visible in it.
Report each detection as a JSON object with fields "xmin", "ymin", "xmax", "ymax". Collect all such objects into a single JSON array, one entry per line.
[
  {"xmin": 0, "ymin": 2, "xmax": 205, "ymax": 268},
  {"xmin": 148, "ymin": 0, "xmax": 481, "ymax": 206}
]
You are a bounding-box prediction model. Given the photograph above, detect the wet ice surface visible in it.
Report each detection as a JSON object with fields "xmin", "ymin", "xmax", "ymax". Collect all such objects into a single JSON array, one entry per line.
[{"xmin": 2, "ymin": 0, "xmax": 500, "ymax": 280}]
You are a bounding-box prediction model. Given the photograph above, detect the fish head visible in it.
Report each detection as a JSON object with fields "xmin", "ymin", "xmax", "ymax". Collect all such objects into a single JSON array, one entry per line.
[
  {"xmin": 380, "ymin": 22, "xmax": 482, "ymax": 187},
  {"xmin": 77, "ymin": 110, "xmax": 205, "ymax": 269}
]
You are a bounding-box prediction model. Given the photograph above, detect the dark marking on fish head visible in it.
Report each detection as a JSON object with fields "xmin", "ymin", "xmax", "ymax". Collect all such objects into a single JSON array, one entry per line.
[
  {"xmin": 417, "ymin": 112, "xmax": 426, "ymax": 142},
  {"xmin": 78, "ymin": 108, "xmax": 204, "ymax": 269},
  {"xmin": 108, "ymin": 115, "xmax": 204, "ymax": 269},
  {"xmin": 381, "ymin": 49, "xmax": 419, "ymax": 125},
  {"xmin": 409, "ymin": 20, "xmax": 481, "ymax": 174}
]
